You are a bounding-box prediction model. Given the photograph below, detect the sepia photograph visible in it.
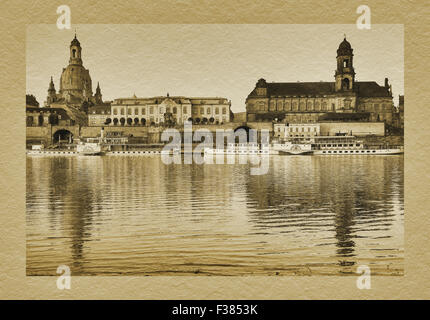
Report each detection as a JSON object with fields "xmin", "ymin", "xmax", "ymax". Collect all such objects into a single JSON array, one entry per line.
[{"xmin": 25, "ymin": 24, "xmax": 404, "ymax": 277}]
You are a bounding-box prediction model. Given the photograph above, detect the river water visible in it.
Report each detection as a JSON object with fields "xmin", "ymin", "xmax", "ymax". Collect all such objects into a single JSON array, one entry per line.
[{"xmin": 26, "ymin": 155, "xmax": 404, "ymax": 276}]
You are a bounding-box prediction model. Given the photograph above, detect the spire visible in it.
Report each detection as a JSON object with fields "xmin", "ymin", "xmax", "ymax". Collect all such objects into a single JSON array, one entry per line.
[
  {"xmin": 70, "ymin": 29, "xmax": 80, "ymax": 47},
  {"xmin": 95, "ymin": 82, "xmax": 101, "ymax": 95},
  {"xmin": 48, "ymin": 76, "xmax": 55, "ymax": 92}
]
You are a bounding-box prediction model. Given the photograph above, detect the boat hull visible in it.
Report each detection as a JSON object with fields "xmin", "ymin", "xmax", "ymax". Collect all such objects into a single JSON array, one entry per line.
[
  {"xmin": 313, "ymin": 148, "xmax": 403, "ymax": 155},
  {"xmin": 278, "ymin": 150, "xmax": 314, "ymax": 155},
  {"xmin": 204, "ymin": 149, "xmax": 276, "ymax": 155}
]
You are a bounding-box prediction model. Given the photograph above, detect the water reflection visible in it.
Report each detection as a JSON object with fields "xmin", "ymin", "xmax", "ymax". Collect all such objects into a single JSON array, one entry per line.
[{"xmin": 26, "ymin": 155, "xmax": 404, "ymax": 276}]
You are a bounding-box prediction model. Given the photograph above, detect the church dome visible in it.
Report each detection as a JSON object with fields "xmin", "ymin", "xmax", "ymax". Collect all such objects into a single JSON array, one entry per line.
[
  {"xmin": 338, "ymin": 38, "xmax": 351, "ymax": 49},
  {"xmin": 60, "ymin": 64, "xmax": 92, "ymax": 96},
  {"xmin": 337, "ymin": 38, "xmax": 353, "ymax": 56}
]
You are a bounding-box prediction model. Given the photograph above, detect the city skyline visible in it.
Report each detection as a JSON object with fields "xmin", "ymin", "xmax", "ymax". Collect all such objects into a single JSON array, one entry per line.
[{"xmin": 26, "ymin": 24, "xmax": 404, "ymax": 112}]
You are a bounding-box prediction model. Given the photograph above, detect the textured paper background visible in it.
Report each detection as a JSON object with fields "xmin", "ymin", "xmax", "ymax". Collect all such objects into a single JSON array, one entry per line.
[{"xmin": 0, "ymin": 0, "xmax": 429, "ymax": 299}]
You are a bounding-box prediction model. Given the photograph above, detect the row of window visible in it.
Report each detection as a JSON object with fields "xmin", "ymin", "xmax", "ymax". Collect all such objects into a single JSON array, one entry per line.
[
  {"xmin": 192, "ymin": 107, "xmax": 228, "ymax": 115},
  {"xmin": 320, "ymin": 144, "xmax": 360, "ymax": 147},
  {"xmin": 358, "ymin": 103, "xmax": 392, "ymax": 112},
  {"xmin": 258, "ymin": 101, "xmax": 335, "ymax": 112},
  {"xmin": 276, "ymin": 126, "xmax": 319, "ymax": 132},
  {"xmin": 107, "ymin": 116, "xmax": 228, "ymax": 124},
  {"xmin": 257, "ymin": 99, "xmax": 387, "ymax": 112},
  {"xmin": 115, "ymin": 99, "xmax": 227, "ymax": 105},
  {"xmin": 283, "ymin": 116, "xmax": 319, "ymax": 123},
  {"xmin": 112, "ymin": 106, "xmax": 228, "ymax": 116},
  {"xmin": 286, "ymin": 134, "xmax": 316, "ymax": 137},
  {"xmin": 113, "ymin": 106, "xmax": 185, "ymax": 116},
  {"xmin": 322, "ymin": 150, "xmax": 376, "ymax": 154}
]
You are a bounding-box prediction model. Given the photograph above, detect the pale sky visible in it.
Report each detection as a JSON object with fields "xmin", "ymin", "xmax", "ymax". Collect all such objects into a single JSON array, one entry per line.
[{"xmin": 27, "ymin": 24, "xmax": 404, "ymax": 112}]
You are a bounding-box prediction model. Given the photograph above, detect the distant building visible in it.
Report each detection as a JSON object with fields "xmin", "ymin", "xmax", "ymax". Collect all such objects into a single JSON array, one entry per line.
[
  {"xmin": 232, "ymin": 112, "xmax": 246, "ymax": 123},
  {"xmin": 88, "ymin": 103, "xmax": 112, "ymax": 126},
  {"xmin": 274, "ymin": 123, "xmax": 320, "ymax": 140},
  {"xmin": 108, "ymin": 94, "xmax": 232, "ymax": 126},
  {"xmin": 26, "ymin": 106, "xmax": 74, "ymax": 127},
  {"xmin": 273, "ymin": 122, "xmax": 384, "ymax": 140},
  {"xmin": 44, "ymin": 34, "xmax": 104, "ymax": 110},
  {"xmin": 391, "ymin": 95, "xmax": 404, "ymax": 131},
  {"xmin": 398, "ymin": 95, "xmax": 404, "ymax": 129},
  {"xmin": 246, "ymin": 37, "xmax": 396, "ymax": 125}
]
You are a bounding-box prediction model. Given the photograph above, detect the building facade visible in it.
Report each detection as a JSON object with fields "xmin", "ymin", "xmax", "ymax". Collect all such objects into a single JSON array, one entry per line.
[
  {"xmin": 246, "ymin": 38, "xmax": 396, "ymax": 125},
  {"xmin": 26, "ymin": 106, "xmax": 74, "ymax": 127},
  {"xmin": 273, "ymin": 121, "xmax": 385, "ymax": 140},
  {"xmin": 108, "ymin": 94, "xmax": 232, "ymax": 126},
  {"xmin": 88, "ymin": 104, "xmax": 112, "ymax": 126},
  {"xmin": 274, "ymin": 123, "xmax": 320, "ymax": 140}
]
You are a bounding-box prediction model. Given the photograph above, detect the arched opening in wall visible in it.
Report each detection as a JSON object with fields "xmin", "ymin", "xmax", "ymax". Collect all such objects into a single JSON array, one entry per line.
[
  {"xmin": 104, "ymin": 118, "xmax": 112, "ymax": 125},
  {"xmin": 342, "ymin": 78, "xmax": 350, "ymax": 90},
  {"xmin": 127, "ymin": 118, "xmax": 133, "ymax": 126},
  {"xmin": 187, "ymin": 117, "xmax": 193, "ymax": 124},
  {"xmin": 113, "ymin": 118, "xmax": 119, "ymax": 125},
  {"xmin": 72, "ymin": 49, "xmax": 76, "ymax": 58},
  {"xmin": 120, "ymin": 118, "xmax": 125, "ymax": 126},
  {"xmin": 234, "ymin": 126, "xmax": 251, "ymax": 143},
  {"xmin": 141, "ymin": 118, "xmax": 146, "ymax": 126},
  {"xmin": 134, "ymin": 118, "xmax": 139, "ymax": 125},
  {"xmin": 53, "ymin": 129, "xmax": 73, "ymax": 144}
]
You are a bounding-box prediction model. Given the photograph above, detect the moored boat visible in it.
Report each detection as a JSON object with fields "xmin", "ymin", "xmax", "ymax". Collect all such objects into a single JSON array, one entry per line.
[
  {"xmin": 204, "ymin": 143, "xmax": 278, "ymax": 155},
  {"xmin": 311, "ymin": 136, "xmax": 403, "ymax": 155}
]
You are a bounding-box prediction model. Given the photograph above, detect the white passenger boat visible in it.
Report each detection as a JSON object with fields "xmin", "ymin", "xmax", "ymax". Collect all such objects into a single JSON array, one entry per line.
[
  {"xmin": 311, "ymin": 136, "xmax": 403, "ymax": 155},
  {"xmin": 204, "ymin": 143, "xmax": 278, "ymax": 155},
  {"xmin": 107, "ymin": 148, "xmax": 180, "ymax": 156}
]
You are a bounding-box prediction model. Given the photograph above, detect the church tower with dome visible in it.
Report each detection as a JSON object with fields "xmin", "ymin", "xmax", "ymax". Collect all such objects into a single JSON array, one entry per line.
[
  {"xmin": 45, "ymin": 34, "xmax": 103, "ymax": 111},
  {"xmin": 335, "ymin": 37, "xmax": 355, "ymax": 92}
]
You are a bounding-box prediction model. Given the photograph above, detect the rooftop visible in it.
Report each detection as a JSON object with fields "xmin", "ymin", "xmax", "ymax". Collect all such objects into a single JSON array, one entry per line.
[{"xmin": 248, "ymin": 81, "xmax": 392, "ymax": 99}]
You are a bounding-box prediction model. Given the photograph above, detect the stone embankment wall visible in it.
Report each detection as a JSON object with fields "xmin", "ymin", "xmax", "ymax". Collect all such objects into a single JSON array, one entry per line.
[
  {"xmin": 362, "ymin": 135, "xmax": 403, "ymax": 146},
  {"xmin": 26, "ymin": 123, "xmax": 403, "ymax": 146}
]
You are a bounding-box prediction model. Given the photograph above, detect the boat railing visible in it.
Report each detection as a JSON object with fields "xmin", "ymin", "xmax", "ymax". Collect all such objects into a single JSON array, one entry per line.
[{"xmin": 362, "ymin": 143, "xmax": 402, "ymax": 150}]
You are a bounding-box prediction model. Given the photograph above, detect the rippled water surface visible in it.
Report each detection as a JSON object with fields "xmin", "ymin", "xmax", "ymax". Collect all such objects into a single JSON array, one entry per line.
[{"xmin": 26, "ymin": 155, "xmax": 404, "ymax": 276}]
